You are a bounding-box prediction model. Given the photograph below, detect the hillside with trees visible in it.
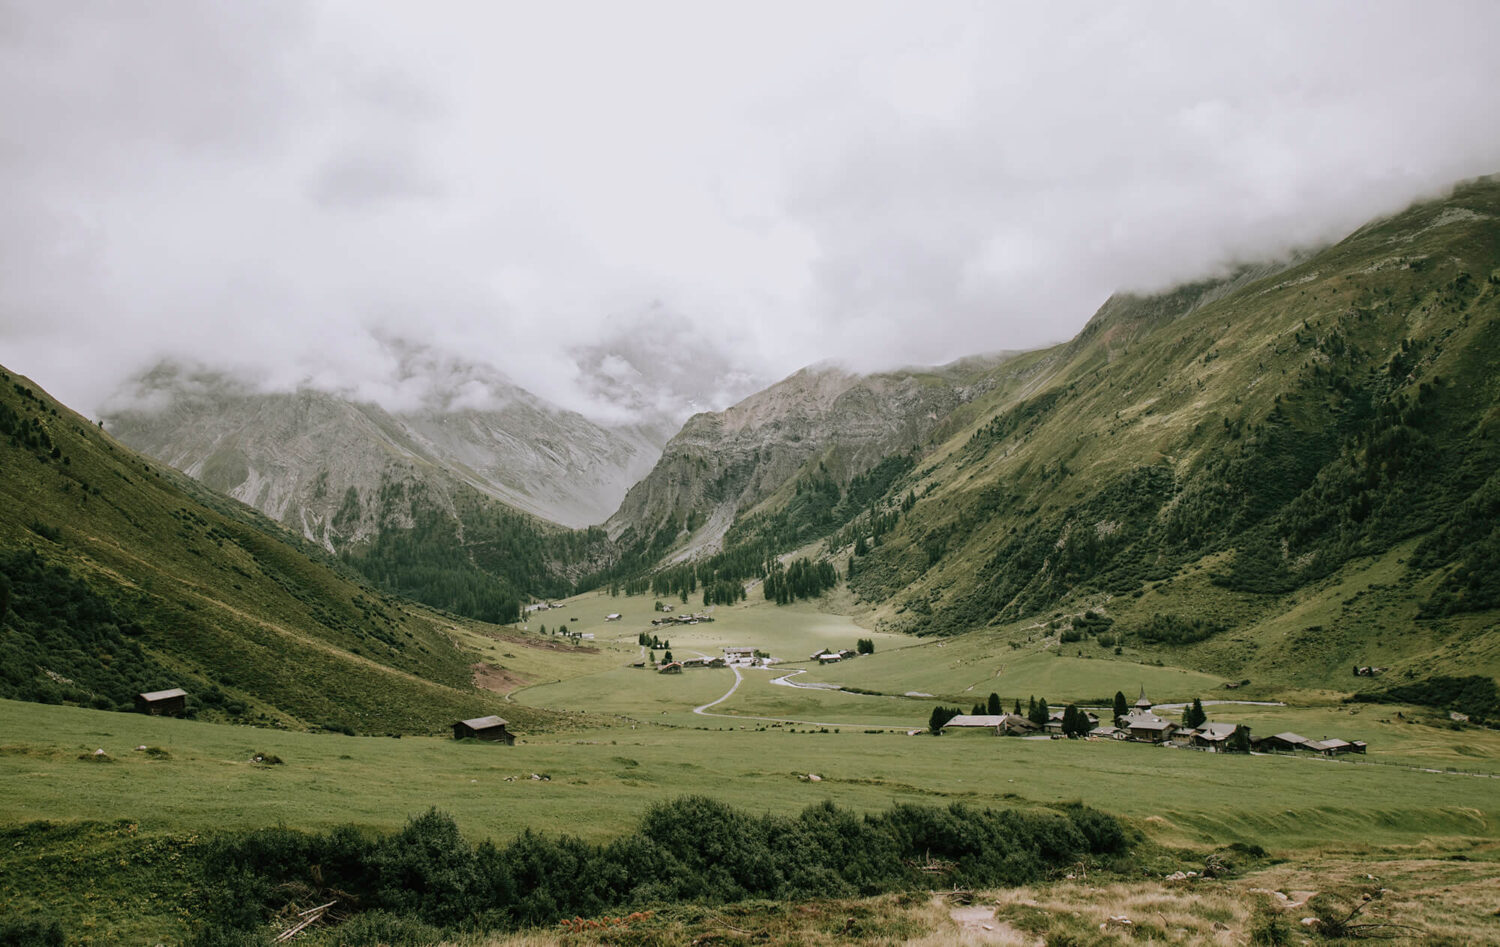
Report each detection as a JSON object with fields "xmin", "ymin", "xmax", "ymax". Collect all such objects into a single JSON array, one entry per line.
[{"xmin": 0, "ymin": 369, "xmax": 562, "ymax": 734}]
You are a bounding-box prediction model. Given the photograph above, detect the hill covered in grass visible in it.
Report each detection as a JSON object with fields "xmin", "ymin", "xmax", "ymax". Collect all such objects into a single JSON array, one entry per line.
[
  {"xmin": 0, "ymin": 366, "xmax": 569, "ymax": 734},
  {"xmin": 607, "ymin": 176, "xmax": 1500, "ymax": 695}
]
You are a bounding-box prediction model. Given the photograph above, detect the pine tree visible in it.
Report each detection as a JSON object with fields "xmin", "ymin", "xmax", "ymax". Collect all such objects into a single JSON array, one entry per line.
[
  {"xmin": 1028, "ymin": 698, "xmax": 1049, "ymax": 728},
  {"xmin": 971, "ymin": 702, "xmax": 985, "ymax": 716},
  {"xmin": 928, "ymin": 705, "xmax": 959, "ymax": 734},
  {"xmin": 1183, "ymin": 697, "xmax": 1207, "ymax": 729},
  {"xmin": 1228, "ymin": 725, "xmax": 1252, "ymax": 753},
  {"xmin": 987, "ymin": 692, "xmax": 1001, "ymax": 716},
  {"xmin": 1113, "ymin": 690, "xmax": 1128, "ymax": 722},
  {"xmin": 1013, "ymin": 698, "xmax": 1023, "ymax": 715}
]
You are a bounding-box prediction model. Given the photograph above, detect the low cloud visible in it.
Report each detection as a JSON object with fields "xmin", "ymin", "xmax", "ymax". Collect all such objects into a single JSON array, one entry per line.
[{"xmin": 3, "ymin": 2, "xmax": 1499, "ymax": 425}]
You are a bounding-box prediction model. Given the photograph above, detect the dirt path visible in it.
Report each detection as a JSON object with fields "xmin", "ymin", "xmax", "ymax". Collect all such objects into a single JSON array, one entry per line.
[{"xmin": 692, "ymin": 666, "xmax": 911, "ymax": 730}]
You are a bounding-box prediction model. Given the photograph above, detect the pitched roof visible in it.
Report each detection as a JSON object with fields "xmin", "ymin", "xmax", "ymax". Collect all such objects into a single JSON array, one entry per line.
[
  {"xmin": 944, "ymin": 715, "xmax": 1009, "ymax": 727},
  {"xmin": 138, "ymin": 688, "xmax": 187, "ymax": 701},
  {"xmin": 458, "ymin": 715, "xmax": 508, "ymax": 730},
  {"xmin": 1195, "ymin": 722, "xmax": 1240, "ymax": 739},
  {"xmin": 1121, "ymin": 713, "xmax": 1174, "ymax": 730},
  {"xmin": 1267, "ymin": 732, "xmax": 1308, "ymax": 745}
]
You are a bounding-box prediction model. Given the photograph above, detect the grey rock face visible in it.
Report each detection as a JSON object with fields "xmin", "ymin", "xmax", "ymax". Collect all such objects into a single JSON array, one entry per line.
[
  {"xmin": 105, "ymin": 365, "xmax": 668, "ymax": 548},
  {"xmin": 605, "ymin": 359, "xmax": 1007, "ymax": 558}
]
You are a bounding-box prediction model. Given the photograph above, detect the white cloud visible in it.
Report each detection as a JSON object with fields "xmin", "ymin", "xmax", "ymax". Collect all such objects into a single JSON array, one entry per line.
[{"xmin": 2, "ymin": 1, "xmax": 1498, "ymax": 423}]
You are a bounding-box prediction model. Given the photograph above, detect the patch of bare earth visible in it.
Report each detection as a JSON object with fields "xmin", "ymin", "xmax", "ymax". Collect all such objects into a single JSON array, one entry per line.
[
  {"xmin": 472, "ymin": 662, "xmax": 530, "ymax": 694},
  {"xmin": 486, "ymin": 631, "xmax": 599, "ymax": 654}
]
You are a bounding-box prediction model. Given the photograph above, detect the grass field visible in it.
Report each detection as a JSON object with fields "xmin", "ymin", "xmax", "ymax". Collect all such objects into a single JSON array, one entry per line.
[
  {"xmin": 795, "ymin": 638, "xmax": 1233, "ymax": 704},
  {"xmin": 5, "ymin": 698, "xmax": 1498, "ymax": 851},
  {"xmin": 6, "ymin": 591, "xmax": 1500, "ymax": 944}
]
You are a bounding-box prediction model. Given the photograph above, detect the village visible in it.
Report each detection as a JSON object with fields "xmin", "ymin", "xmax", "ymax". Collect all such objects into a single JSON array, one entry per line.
[{"xmin": 939, "ymin": 688, "xmax": 1369, "ymax": 758}]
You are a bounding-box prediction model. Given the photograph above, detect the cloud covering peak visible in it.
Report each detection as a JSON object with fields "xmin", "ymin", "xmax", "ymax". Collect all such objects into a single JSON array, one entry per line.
[{"xmin": 3, "ymin": 1, "xmax": 1499, "ymax": 423}]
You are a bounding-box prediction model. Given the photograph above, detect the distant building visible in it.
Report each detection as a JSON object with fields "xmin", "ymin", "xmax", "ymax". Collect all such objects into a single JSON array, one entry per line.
[
  {"xmin": 453, "ymin": 715, "xmax": 515, "ymax": 744},
  {"xmin": 605, "ymin": 613, "xmax": 622, "ymax": 622},
  {"xmin": 941, "ymin": 713, "xmax": 1038, "ymax": 735},
  {"xmin": 135, "ymin": 688, "xmax": 187, "ymax": 717},
  {"xmin": 1119, "ymin": 711, "xmax": 1177, "ymax": 743},
  {"xmin": 658, "ymin": 662, "xmax": 683, "ymax": 674},
  {"xmin": 1187, "ymin": 722, "xmax": 1244, "ymax": 751},
  {"xmin": 1253, "ymin": 732, "xmax": 1310, "ymax": 753}
]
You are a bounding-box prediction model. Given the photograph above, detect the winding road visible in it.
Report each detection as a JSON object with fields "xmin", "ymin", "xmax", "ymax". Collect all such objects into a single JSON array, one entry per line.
[{"xmin": 691, "ymin": 665, "xmax": 912, "ymax": 730}]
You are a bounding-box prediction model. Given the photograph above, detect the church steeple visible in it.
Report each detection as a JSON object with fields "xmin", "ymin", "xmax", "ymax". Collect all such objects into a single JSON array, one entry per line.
[{"xmin": 1134, "ymin": 686, "xmax": 1152, "ymax": 711}]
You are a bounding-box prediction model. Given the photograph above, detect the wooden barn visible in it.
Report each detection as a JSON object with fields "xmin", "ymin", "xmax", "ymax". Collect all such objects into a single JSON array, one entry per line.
[
  {"xmin": 452, "ymin": 715, "xmax": 516, "ymax": 744},
  {"xmin": 135, "ymin": 688, "xmax": 187, "ymax": 716}
]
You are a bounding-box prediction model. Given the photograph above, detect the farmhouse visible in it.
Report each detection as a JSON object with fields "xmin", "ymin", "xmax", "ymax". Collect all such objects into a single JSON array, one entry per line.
[
  {"xmin": 135, "ymin": 688, "xmax": 187, "ymax": 716},
  {"xmin": 817, "ymin": 652, "xmax": 842, "ymax": 664},
  {"xmin": 1184, "ymin": 722, "xmax": 1245, "ymax": 751},
  {"xmin": 941, "ymin": 714, "xmax": 1037, "ymax": 735},
  {"xmin": 723, "ymin": 647, "xmax": 756, "ymax": 664},
  {"xmin": 452, "ymin": 715, "xmax": 515, "ymax": 744},
  {"xmin": 1119, "ymin": 711, "xmax": 1177, "ymax": 743},
  {"xmin": 1254, "ymin": 732, "xmax": 1310, "ymax": 753},
  {"xmin": 1304, "ymin": 737, "xmax": 1366, "ymax": 756},
  {"xmin": 658, "ymin": 661, "xmax": 683, "ymax": 674}
]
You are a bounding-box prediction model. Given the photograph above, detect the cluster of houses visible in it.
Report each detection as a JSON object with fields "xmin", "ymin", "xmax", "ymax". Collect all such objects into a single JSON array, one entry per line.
[
  {"xmin": 942, "ymin": 690, "xmax": 1368, "ymax": 756},
  {"xmin": 650, "ymin": 613, "xmax": 715, "ymax": 626},
  {"xmin": 810, "ymin": 648, "xmax": 859, "ymax": 664},
  {"xmin": 654, "ymin": 646, "xmax": 771, "ymax": 674},
  {"xmin": 524, "ymin": 602, "xmax": 564, "ymax": 613}
]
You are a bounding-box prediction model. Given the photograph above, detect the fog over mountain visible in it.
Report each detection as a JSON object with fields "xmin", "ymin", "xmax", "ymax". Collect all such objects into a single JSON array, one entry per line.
[{"xmin": 3, "ymin": 2, "xmax": 1500, "ymax": 426}]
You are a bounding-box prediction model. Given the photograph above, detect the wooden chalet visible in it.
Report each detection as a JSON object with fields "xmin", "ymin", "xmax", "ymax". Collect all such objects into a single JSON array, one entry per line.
[
  {"xmin": 1253, "ymin": 731, "xmax": 1309, "ymax": 753},
  {"xmin": 1119, "ymin": 711, "xmax": 1177, "ymax": 743},
  {"xmin": 453, "ymin": 715, "xmax": 515, "ymax": 744},
  {"xmin": 1188, "ymin": 722, "xmax": 1245, "ymax": 751},
  {"xmin": 658, "ymin": 661, "xmax": 683, "ymax": 674},
  {"xmin": 135, "ymin": 688, "xmax": 187, "ymax": 716},
  {"xmin": 942, "ymin": 713, "xmax": 1037, "ymax": 735},
  {"xmin": 1304, "ymin": 737, "xmax": 1365, "ymax": 756}
]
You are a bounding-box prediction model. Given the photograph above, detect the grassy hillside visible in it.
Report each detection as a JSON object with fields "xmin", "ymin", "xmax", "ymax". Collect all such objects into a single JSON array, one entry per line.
[
  {"xmin": 0, "ymin": 366, "xmax": 578, "ymax": 734},
  {"xmin": 814, "ymin": 177, "xmax": 1500, "ymax": 696}
]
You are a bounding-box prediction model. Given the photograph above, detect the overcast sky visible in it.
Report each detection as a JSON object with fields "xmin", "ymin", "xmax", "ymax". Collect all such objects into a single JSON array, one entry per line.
[{"xmin": 3, "ymin": 1, "xmax": 1499, "ymax": 424}]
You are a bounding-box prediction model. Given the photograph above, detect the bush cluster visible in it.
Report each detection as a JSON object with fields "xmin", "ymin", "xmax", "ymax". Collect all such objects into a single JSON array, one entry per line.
[{"xmin": 192, "ymin": 797, "xmax": 1127, "ymax": 943}]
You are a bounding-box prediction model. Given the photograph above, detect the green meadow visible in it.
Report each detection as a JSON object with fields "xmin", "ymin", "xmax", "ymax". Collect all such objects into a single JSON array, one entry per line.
[
  {"xmin": 6, "ymin": 590, "xmax": 1500, "ymax": 944},
  {"xmin": 4, "ymin": 698, "xmax": 1497, "ymax": 853}
]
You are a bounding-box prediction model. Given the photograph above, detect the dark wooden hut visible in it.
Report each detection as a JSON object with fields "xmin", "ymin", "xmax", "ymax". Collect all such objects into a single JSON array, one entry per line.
[
  {"xmin": 453, "ymin": 715, "xmax": 515, "ymax": 744},
  {"xmin": 135, "ymin": 688, "xmax": 187, "ymax": 716}
]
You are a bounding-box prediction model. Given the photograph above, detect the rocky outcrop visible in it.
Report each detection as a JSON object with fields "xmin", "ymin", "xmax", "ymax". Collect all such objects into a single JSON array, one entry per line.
[
  {"xmin": 105, "ymin": 364, "xmax": 667, "ymax": 541},
  {"xmin": 604, "ymin": 359, "xmax": 1009, "ymax": 557}
]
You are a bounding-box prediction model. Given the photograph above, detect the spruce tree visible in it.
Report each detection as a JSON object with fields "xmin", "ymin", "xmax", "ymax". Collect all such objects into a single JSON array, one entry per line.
[
  {"xmin": 1113, "ymin": 690, "xmax": 1128, "ymax": 722},
  {"xmin": 1228, "ymin": 725, "xmax": 1252, "ymax": 753},
  {"xmin": 1028, "ymin": 698, "xmax": 1050, "ymax": 728},
  {"xmin": 987, "ymin": 692, "xmax": 1001, "ymax": 716},
  {"xmin": 1013, "ymin": 698, "xmax": 1023, "ymax": 715},
  {"xmin": 1183, "ymin": 697, "xmax": 1207, "ymax": 729}
]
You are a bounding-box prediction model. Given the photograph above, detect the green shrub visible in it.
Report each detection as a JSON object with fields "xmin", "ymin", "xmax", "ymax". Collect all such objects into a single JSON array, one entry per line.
[{"xmin": 0, "ymin": 917, "xmax": 65, "ymax": 947}]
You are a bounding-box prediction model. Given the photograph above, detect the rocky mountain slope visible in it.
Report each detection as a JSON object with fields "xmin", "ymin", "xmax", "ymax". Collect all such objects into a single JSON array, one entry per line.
[
  {"xmin": 604, "ymin": 357, "xmax": 1014, "ymax": 561},
  {"xmin": 0, "ymin": 364, "xmax": 564, "ymax": 733},
  {"xmin": 102, "ymin": 366, "xmax": 644, "ymax": 620},
  {"xmin": 106, "ymin": 364, "xmax": 664, "ymax": 532}
]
